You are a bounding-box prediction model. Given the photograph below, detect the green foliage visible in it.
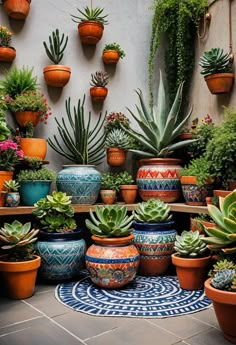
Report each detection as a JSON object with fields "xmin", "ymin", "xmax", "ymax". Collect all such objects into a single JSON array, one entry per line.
[
  {"xmin": 105, "ymin": 128, "xmax": 130, "ymax": 149},
  {"xmin": 188, "ymin": 121, "xmax": 215, "ymax": 159},
  {"xmin": 43, "ymin": 29, "xmax": 68, "ymax": 64},
  {"xmin": 103, "ymin": 43, "xmax": 125, "ymax": 58},
  {"xmin": 21, "ymin": 156, "xmax": 43, "ymax": 170},
  {"xmin": 32, "ymin": 191, "xmax": 76, "ymax": 233},
  {"xmin": 90, "ymin": 71, "xmax": 109, "ymax": 87},
  {"xmin": 0, "ymin": 92, "xmax": 10, "ymax": 141},
  {"xmin": 104, "ymin": 112, "xmax": 130, "ymax": 131},
  {"xmin": 101, "ymin": 172, "xmax": 120, "ymax": 192},
  {"xmin": 117, "ymin": 171, "xmax": 134, "ymax": 185},
  {"xmin": 121, "ymin": 71, "xmax": 195, "ymax": 158},
  {"xmin": 134, "ymin": 198, "xmax": 172, "ymax": 223},
  {"xmin": 85, "ymin": 204, "xmax": 134, "ymax": 238},
  {"xmin": 48, "ymin": 96, "xmax": 106, "ymax": 165},
  {"xmin": 174, "ymin": 230, "xmax": 208, "ymax": 258},
  {"xmin": 0, "ymin": 220, "xmax": 39, "ymax": 261},
  {"xmin": 3, "ymin": 179, "xmax": 19, "ymax": 192},
  {"xmin": 71, "ymin": 6, "xmax": 109, "ymax": 25},
  {"xmin": 16, "ymin": 121, "xmax": 34, "ymax": 138},
  {"xmin": 0, "ymin": 66, "xmax": 38, "ymax": 99},
  {"xmin": 199, "ymin": 48, "xmax": 233, "ymax": 77},
  {"xmin": 0, "ymin": 25, "xmax": 13, "ymax": 47},
  {"xmin": 179, "ymin": 156, "xmax": 214, "ymax": 186},
  {"xmin": 17, "ymin": 167, "xmax": 56, "ymax": 181}
]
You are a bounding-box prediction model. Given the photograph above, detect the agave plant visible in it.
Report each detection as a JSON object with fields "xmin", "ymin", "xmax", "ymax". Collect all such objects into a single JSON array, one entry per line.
[
  {"xmin": 43, "ymin": 29, "xmax": 68, "ymax": 64},
  {"xmin": 48, "ymin": 96, "xmax": 106, "ymax": 165},
  {"xmin": 90, "ymin": 71, "xmax": 109, "ymax": 87},
  {"xmin": 85, "ymin": 204, "xmax": 134, "ymax": 238},
  {"xmin": 199, "ymin": 48, "xmax": 233, "ymax": 77},
  {"xmin": 133, "ymin": 198, "xmax": 172, "ymax": 223},
  {"xmin": 174, "ymin": 230, "xmax": 208, "ymax": 258},
  {"xmin": 202, "ymin": 190, "xmax": 236, "ymax": 254},
  {"xmin": 71, "ymin": 6, "xmax": 109, "ymax": 25},
  {"xmin": 121, "ymin": 71, "xmax": 195, "ymax": 158},
  {"xmin": 105, "ymin": 128, "xmax": 130, "ymax": 149}
]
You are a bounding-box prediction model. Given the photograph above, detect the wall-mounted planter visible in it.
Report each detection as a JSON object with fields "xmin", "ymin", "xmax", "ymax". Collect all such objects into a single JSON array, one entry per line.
[
  {"xmin": 102, "ymin": 50, "xmax": 119, "ymax": 64},
  {"xmin": 205, "ymin": 73, "xmax": 234, "ymax": 94},
  {"xmin": 2, "ymin": 0, "xmax": 31, "ymax": 20},
  {"xmin": 15, "ymin": 111, "xmax": 41, "ymax": 127},
  {"xmin": 90, "ymin": 86, "xmax": 108, "ymax": 102},
  {"xmin": 43, "ymin": 65, "xmax": 71, "ymax": 87},
  {"xmin": 78, "ymin": 21, "xmax": 104, "ymax": 44},
  {"xmin": 0, "ymin": 47, "xmax": 16, "ymax": 62},
  {"xmin": 20, "ymin": 138, "xmax": 47, "ymax": 160}
]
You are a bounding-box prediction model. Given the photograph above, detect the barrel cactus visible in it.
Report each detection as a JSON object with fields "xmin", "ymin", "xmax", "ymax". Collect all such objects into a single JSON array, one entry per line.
[
  {"xmin": 133, "ymin": 198, "xmax": 172, "ymax": 223},
  {"xmin": 174, "ymin": 230, "xmax": 208, "ymax": 258}
]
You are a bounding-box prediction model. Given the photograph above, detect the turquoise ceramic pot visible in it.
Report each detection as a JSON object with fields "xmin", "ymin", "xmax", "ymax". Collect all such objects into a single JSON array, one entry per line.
[
  {"xmin": 19, "ymin": 181, "xmax": 51, "ymax": 206},
  {"xmin": 56, "ymin": 165, "xmax": 101, "ymax": 204}
]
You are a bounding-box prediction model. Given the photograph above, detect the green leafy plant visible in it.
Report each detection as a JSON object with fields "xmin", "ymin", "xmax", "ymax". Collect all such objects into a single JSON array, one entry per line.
[
  {"xmin": 0, "ymin": 25, "xmax": 13, "ymax": 48},
  {"xmin": 0, "ymin": 92, "xmax": 11, "ymax": 141},
  {"xmin": 105, "ymin": 128, "xmax": 130, "ymax": 149},
  {"xmin": 121, "ymin": 71, "xmax": 195, "ymax": 158},
  {"xmin": 104, "ymin": 112, "xmax": 130, "ymax": 132},
  {"xmin": 48, "ymin": 96, "xmax": 106, "ymax": 165},
  {"xmin": 179, "ymin": 156, "xmax": 214, "ymax": 187},
  {"xmin": 85, "ymin": 204, "xmax": 134, "ymax": 238},
  {"xmin": 101, "ymin": 172, "xmax": 120, "ymax": 192},
  {"xmin": 209, "ymin": 259, "xmax": 236, "ymax": 292},
  {"xmin": 90, "ymin": 71, "xmax": 109, "ymax": 87},
  {"xmin": 71, "ymin": 6, "xmax": 109, "ymax": 25},
  {"xmin": 117, "ymin": 171, "xmax": 134, "ymax": 185},
  {"xmin": 21, "ymin": 156, "xmax": 43, "ymax": 170},
  {"xmin": 199, "ymin": 48, "xmax": 233, "ymax": 77},
  {"xmin": 32, "ymin": 191, "xmax": 77, "ymax": 233},
  {"xmin": 43, "ymin": 29, "xmax": 68, "ymax": 64},
  {"xmin": 3, "ymin": 179, "xmax": 19, "ymax": 192},
  {"xmin": 15, "ymin": 121, "xmax": 34, "ymax": 138},
  {"xmin": 17, "ymin": 168, "xmax": 56, "ymax": 181},
  {"xmin": 103, "ymin": 42, "xmax": 125, "ymax": 58},
  {"xmin": 174, "ymin": 230, "xmax": 208, "ymax": 258},
  {"xmin": 0, "ymin": 220, "xmax": 39, "ymax": 261},
  {"xmin": 133, "ymin": 198, "xmax": 172, "ymax": 223}
]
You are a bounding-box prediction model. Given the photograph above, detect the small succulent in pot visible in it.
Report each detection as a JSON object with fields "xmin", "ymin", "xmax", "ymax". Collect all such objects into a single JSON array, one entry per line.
[
  {"xmin": 133, "ymin": 198, "xmax": 172, "ymax": 223},
  {"xmin": 174, "ymin": 230, "xmax": 208, "ymax": 258},
  {"xmin": 17, "ymin": 167, "xmax": 56, "ymax": 182},
  {"xmin": 3, "ymin": 179, "xmax": 20, "ymax": 192},
  {"xmin": 208, "ymin": 259, "xmax": 236, "ymax": 292},
  {"xmin": 199, "ymin": 48, "xmax": 233, "ymax": 77},
  {"xmin": 105, "ymin": 128, "xmax": 130, "ymax": 150},
  {"xmin": 103, "ymin": 42, "xmax": 125, "ymax": 59},
  {"xmin": 71, "ymin": 6, "xmax": 109, "ymax": 25}
]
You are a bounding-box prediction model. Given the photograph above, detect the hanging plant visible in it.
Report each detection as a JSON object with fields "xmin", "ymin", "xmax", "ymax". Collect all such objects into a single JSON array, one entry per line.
[{"xmin": 149, "ymin": 0, "xmax": 208, "ymax": 110}]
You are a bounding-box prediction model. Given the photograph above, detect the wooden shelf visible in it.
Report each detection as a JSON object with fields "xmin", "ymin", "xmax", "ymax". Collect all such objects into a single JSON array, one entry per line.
[{"xmin": 0, "ymin": 203, "xmax": 208, "ymax": 216}]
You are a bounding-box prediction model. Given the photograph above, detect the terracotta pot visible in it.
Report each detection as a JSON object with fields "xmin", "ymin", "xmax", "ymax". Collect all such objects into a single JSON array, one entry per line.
[
  {"xmin": 205, "ymin": 278, "xmax": 236, "ymax": 343},
  {"xmin": 229, "ymin": 181, "xmax": 236, "ymax": 191},
  {"xmin": 137, "ymin": 158, "xmax": 182, "ymax": 202},
  {"xmin": 0, "ymin": 171, "xmax": 14, "ymax": 192},
  {"xmin": 85, "ymin": 234, "xmax": 140, "ymax": 288},
  {"xmin": 106, "ymin": 147, "xmax": 127, "ymax": 167},
  {"xmin": 180, "ymin": 176, "xmax": 214, "ymax": 206},
  {"xmin": 102, "ymin": 50, "xmax": 120, "ymax": 64},
  {"xmin": 2, "ymin": 0, "xmax": 31, "ymax": 20},
  {"xmin": 0, "ymin": 47, "xmax": 16, "ymax": 62},
  {"xmin": 0, "ymin": 255, "xmax": 41, "ymax": 299},
  {"xmin": 43, "ymin": 65, "xmax": 71, "ymax": 87},
  {"xmin": 205, "ymin": 196, "xmax": 213, "ymax": 205},
  {"xmin": 190, "ymin": 217, "xmax": 216, "ymax": 234},
  {"xmin": 20, "ymin": 138, "xmax": 47, "ymax": 160},
  {"xmin": 204, "ymin": 73, "xmax": 234, "ymax": 94},
  {"xmin": 78, "ymin": 21, "xmax": 104, "ymax": 44},
  {"xmin": 120, "ymin": 185, "xmax": 138, "ymax": 204},
  {"xmin": 15, "ymin": 111, "xmax": 41, "ymax": 127},
  {"xmin": 90, "ymin": 87, "xmax": 108, "ymax": 102},
  {"xmin": 100, "ymin": 189, "xmax": 116, "ymax": 204},
  {"xmin": 213, "ymin": 190, "xmax": 231, "ymax": 198},
  {"xmin": 0, "ymin": 192, "xmax": 6, "ymax": 206},
  {"xmin": 178, "ymin": 132, "xmax": 193, "ymax": 140},
  {"xmin": 172, "ymin": 253, "xmax": 211, "ymax": 290}
]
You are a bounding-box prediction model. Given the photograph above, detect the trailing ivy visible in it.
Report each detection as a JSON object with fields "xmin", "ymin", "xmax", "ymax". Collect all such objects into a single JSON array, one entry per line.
[{"xmin": 149, "ymin": 0, "xmax": 207, "ymax": 111}]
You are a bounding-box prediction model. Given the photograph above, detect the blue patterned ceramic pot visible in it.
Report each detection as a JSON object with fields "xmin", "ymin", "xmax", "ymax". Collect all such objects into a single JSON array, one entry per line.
[
  {"xmin": 133, "ymin": 220, "xmax": 177, "ymax": 276},
  {"xmin": 5, "ymin": 192, "xmax": 20, "ymax": 207},
  {"xmin": 180, "ymin": 176, "xmax": 214, "ymax": 206},
  {"xmin": 56, "ymin": 165, "xmax": 101, "ymax": 204},
  {"xmin": 35, "ymin": 228, "xmax": 86, "ymax": 281}
]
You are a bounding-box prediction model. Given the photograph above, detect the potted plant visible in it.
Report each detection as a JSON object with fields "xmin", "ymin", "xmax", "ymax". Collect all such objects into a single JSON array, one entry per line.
[
  {"xmin": 104, "ymin": 111, "xmax": 130, "ymax": 131},
  {"xmin": 102, "ymin": 42, "xmax": 125, "ymax": 64},
  {"xmin": 3, "ymin": 179, "xmax": 20, "ymax": 207},
  {"xmin": 1, "ymin": 0, "xmax": 31, "ymax": 20},
  {"xmin": 43, "ymin": 29, "xmax": 71, "ymax": 87},
  {"xmin": 105, "ymin": 128, "xmax": 130, "ymax": 167},
  {"xmin": 171, "ymin": 230, "xmax": 211, "ymax": 290},
  {"xmin": 100, "ymin": 172, "xmax": 120, "ymax": 205},
  {"xmin": 71, "ymin": 5, "xmax": 108, "ymax": 45},
  {"xmin": 85, "ymin": 204, "xmax": 139, "ymax": 288},
  {"xmin": 179, "ymin": 156, "xmax": 215, "ymax": 206},
  {"xmin": 32, "ymin": 191, "xmax": 86, "ymax": 281},
  {"xmin": 0, "ymin": 220, "xmax": 40, "ymax": 299},
  {"xmin": 118, "ymin": 171, "xmax": 138, "ymax": 204},
  {"xmin": 90, "ymin": 70, "xmax": 109, "ymax": 102},
  {"xmin": 48, "ymin": 96, "xmax": 106, "ymax": 204},
  {"xmin": 0, "ymin": 25, "xmax": 16, "ymax": 62},
  {"xmin": 132, "ymin": 198, "xmax": 176, "ymax": 275},
  {"xmin": 199, "ymin": 48, "xmax": 234, "ymax": 94},
  {"xmin": 121, "ymin": 70, "xmax": 195, "ymax": 202},
  {"xmin": 17, "ymin": 167, "xmax": 56, "ymax": 206}
]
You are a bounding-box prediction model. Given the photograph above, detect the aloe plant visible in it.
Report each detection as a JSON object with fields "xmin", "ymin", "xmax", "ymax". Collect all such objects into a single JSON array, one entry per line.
[
  {"xmin": 43, "ymin": 29, "xmax": 68, "ymax": 64},
  {"xmin": 133, "ymin": 199, "xmax": 172, "ymax": 223},
  {"xmin": 174, "ymin": 230, "xmax": 208, "ymax": 258},
  {"xmin": 48, "ymin": 96, "xmax": 106, "ymax": 165},
  {"xmin": 85, "ymin": 204, "xmax": 134, "ymax": 238},
  {"xmin": 121, "ymin": 71, "xmax": 195, "ymax": 158}
]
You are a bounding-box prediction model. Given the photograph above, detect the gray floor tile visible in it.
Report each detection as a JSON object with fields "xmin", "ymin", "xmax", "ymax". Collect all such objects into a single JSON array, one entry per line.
[
  {"xmin": 188, "ymin": 307, "xmax": 220, "ymax": 329},
  {"xmin": 186, "ymin": 328, "xmax": 232, "ymax": 345}
]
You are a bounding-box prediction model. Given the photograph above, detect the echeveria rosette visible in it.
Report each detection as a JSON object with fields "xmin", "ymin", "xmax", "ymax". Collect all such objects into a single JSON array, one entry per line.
[
  {"xmin": 174, "ymin": 230, "xmax": 208, "ymax": 258},
  {"xmin": 133, "ymin": 198, "xmax": 172, "ymax": 223}
]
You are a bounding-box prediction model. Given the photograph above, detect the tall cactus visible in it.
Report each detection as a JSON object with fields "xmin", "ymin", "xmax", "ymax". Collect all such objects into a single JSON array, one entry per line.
[{"xmin": 43, "ymin": 29, "xmax": 68, "ymax": 64}]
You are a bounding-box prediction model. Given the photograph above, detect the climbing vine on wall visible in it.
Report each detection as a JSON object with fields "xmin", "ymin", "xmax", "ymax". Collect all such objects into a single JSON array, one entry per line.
[{"xmin": 149, "ymin": 0, "xmax": 208, "ymax": 112}]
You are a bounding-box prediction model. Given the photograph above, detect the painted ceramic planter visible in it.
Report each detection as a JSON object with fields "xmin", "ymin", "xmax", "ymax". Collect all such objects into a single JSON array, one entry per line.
[
  {"xmin": 85, "ymin": 234, "xmax": 140, "ymax": 288},
  {"xmin": 136, "ymin": 158, "xmax": 182, "ymax": 202},
  {"xmin": 19, "ymin": 180, "xmax": 51, "ymax": 206},
  {"xmin": 5, "ymin": 192, "xmax": 20, "ymax": 207},
  {"xmin": 35, "ymin": 229, "xmax": 86, "ymax": 281},
  {"xmin": 78, "ymin": 21, "xmax": 104, "ymax": 44},
  {"xmin": 56, "ymin": 165, "xmax": 101, "ymax": 204},
  {"xmin": 181, "ymin": 176, "xmax": 214, "ymax": 206},
  {"xmin": 133, "ymin": 221, "xmax": 177, "ymax": 276}
]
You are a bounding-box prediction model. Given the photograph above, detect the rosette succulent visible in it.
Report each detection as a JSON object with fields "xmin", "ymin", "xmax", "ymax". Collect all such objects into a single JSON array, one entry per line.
[
  {"xmin": 174, "ymin": 230, "xmax": 208, "ymax": 258},
  {"xmin": 133, "ymin": 198, "xmax": 172, "ymax": 223},
  {"xmin": 199, "ymin": 48, "xmax": 233, "ymax": 77},
  {"xmin": 105, "ymin": 128, "xmax": 130, "ymax": 149}
]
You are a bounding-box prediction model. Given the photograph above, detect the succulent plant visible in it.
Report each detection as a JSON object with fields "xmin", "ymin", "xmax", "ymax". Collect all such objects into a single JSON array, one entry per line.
[
  {"xmin": 101, "ymin": 172, "xmax": 120, "ymax": 192},
  {"xmin": 211, "ymin": 269, "xmax": 235, "ymax": 290},
  {"xmin": 71, "ymin": 6, "xmax": 109, "ymax": 25},
  {"xmin": 105, "ymin": 128, "xmax": 130, "ymax": 149},
  {"xmin": 90, "ymin": 71, "xmax": 109, "ymax": 87},
  {"xmin": 43, "ymin": 29, "xmax": 68, "ymax": 64},
  {"xmin": 85, "ymin": 204, "xmax": 134, "ymax": 238},
  {"xmin": 103, "ymin": 42, "xmax": 125, "ymax": 58},
  {"xmin": 3, "ymin": 179, "xmax": 20, "ymax": 192},
  {"xmin": 133, "ymin": 198, "xmax": 172, "ymax": 223},
  {"xmin": 174, "ymin": 230, "xmax": 208, "ymax": 258},
  {"xmin": 199, "ymin": 48, "xmax": 233, "ymax": 77},
  {"xmin": 17, "ymin": 168, "xmax": 56, "ymax": 181},
  {"xmin": 0, "ymin": 220, "xmax": 39, "ymax": 261}
]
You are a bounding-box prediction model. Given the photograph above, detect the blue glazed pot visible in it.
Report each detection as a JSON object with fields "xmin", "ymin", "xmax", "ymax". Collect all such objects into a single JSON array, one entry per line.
[
  {"xmin": 35, "ymin": 228, "xmax": 87, "ymax": 281},
  {"xmin": 19, "ymin": 181, "xmax": 51, "ymax": 206},
  {"xmin": 132, "ymin": 220, "xmax": 177, "ymax": 276},
  {"xmin": 56, "ymin": 165, "xmax": 101, "ymax": 204}
]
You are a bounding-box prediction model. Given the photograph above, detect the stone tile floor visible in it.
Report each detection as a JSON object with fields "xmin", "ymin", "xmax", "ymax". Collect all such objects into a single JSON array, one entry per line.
[{"xmin": 0, "ymin": 278, "xmax": 233, "ymax": 345}]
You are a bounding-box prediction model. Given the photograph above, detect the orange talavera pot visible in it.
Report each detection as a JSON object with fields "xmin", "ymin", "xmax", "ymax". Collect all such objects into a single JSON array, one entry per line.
[
  {"xmin": 2, "ymin": 0, "xmax": 31, "ymax": 20},
  {"xmin": 78, "ymin": 21, "xmax": 104, "ymax": 44},
  {"xmin": 43, "ymin": 65, "xmax": 71, "ymax": 87},
  {"xmin": 20, "ymin": 138, "xmax": 47, "ymax": 160},
  {"xmin": 0, "ymin": 47, "xmax": 16, "ymax": 62}
]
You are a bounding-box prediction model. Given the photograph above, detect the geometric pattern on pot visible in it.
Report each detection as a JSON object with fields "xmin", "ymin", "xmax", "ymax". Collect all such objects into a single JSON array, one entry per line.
[
  {"xmin": 137, "ymin": 179, "xmax": 180, "ymax": 191},
  {"xmin": 55, "ymin": 274, "xmax": 212, "ymax": 318},
  {"xmin": 181, "ymin": 184, "xmax": 214, "ymax": 204}
]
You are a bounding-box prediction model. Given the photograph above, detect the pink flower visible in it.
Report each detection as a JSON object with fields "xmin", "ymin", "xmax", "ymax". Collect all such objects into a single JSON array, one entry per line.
[{"xmin": 16, "ymin": 150, "xmax": 24, "ymax": 158}]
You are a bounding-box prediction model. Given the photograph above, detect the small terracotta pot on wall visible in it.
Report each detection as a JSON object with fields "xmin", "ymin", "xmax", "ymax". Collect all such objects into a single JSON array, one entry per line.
[
  {"xmin": 100, "ymin": 189, "xmax": 116, "ymax": 205},
  {"xmin": 102, "ymin": 50, "xmax": 120, "ymax": 64},
  {"xmin": 204, "ymin": 73, "xmax": 234, "ymax": 94},
  {"xmin": 43, "ymin": 65, "xmax": 71, "ymax": 87},
  {"xmin": 180, "ymin": 176, "xmax": 214, "ymax": 206},
  {"xmin": 20, "ymin": 138, "xmax": 47, "ymax": 160},
  {"xmin": 15, "ymin": 111, "xmax": 41, "ymax": 127},
  {"xmin": 2, "ymin": 0, "xmax": 31, "ymax": 20},
  {"xmin": 0, "ymin": 47, "xmax": 16, "ymax": 62},
  {"xmin": 106, "ymin": 148, "xmax": 127, "ymax": 167},
  {"xmin": 90, "ymin": 87, "xmax": 108, "ymax": 102},
  {"xmin": 120, "ymin": 185, "xmax": 138, "ymax": 204},
  {"xmin": 78, "ymin": 21, "xmax": 104, "ymax": 44}
]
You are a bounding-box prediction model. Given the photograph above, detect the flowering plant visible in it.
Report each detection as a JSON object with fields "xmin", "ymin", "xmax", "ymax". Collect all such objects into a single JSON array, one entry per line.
[
  {"xmin": 0, "ymin": 139, "xmax": 24, "ymax": 171},
  {"xmin": 104, "ymin": 112, "xmax": 130, "ymax": 132},
  {"xmin": 0, "ymin": 26, "xmax": 13, "ymax": 48},
  {"xmin": 8, "ymin": 91, "xmax": 52, "ymax": 124}
]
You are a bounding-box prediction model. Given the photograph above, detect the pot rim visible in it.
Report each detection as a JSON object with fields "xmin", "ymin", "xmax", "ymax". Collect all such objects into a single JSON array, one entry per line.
[
  {"xmin": 43, "ymin": 65, "xmax": 71, "ymax": 72},
  {"xmin": 92, "ymin": 233, "xmax": 134, "ymax": 246},
  {"xmin": 138, "ymin": 158, "xmax": 182, "ymax": 166},
  {"xmin": 78, "ymin": 20, "xmax": 104, "ymax": 28},
  {"xmin": 204, "ymin": 277, "xmax": 236, "ymax": 304}
]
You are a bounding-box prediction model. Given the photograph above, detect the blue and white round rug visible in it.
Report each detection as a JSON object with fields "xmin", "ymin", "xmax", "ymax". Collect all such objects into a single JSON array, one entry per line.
[{"xmin": 55, "ymin": 274, "xmax": 212, "ymax": 318}]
